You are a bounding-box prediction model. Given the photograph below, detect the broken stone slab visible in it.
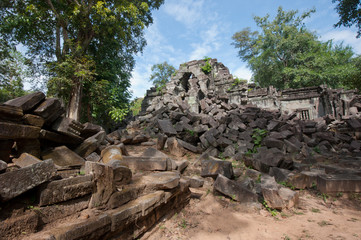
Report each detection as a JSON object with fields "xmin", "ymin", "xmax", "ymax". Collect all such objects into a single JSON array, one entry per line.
[
  {"xmin": 261, "ymin": 175, "xmax": 299, "ymax": 210},
  {"xmin": 4, "ymin": 91, "xmax": 45, "ymax": 112},
  {"xmin": 75, "ymin": 131, "xmax": 106, "ymax": 158},
  {"xmin": 121, "ymin": 156, "xmax": 169, "ymax": 171},
  {"xmin": 0, "ymin": 159, "xmax": 56, "ymax": 202},
  {"xmin": 264, "ymin": 137, "xmax": 285, "ymax": 150},
  {"xmin": 141, "ymin": 141, "xmax": 156, "ymax": 146},
  {"xmin": 42, "ymin": 145, "xmax": 85, "ymax": 167},
  {"xmin": 167, "ymin": 137, "xmax": 185, "ymax": 157},
  {"xmin": 175, "ymin": 160, "xmax": 189, "ymax": 173},
  {"xmin": 317, "ymin": 174, "xmax": 361, "ymax": 193},
  {"xmin": 137, "ymin": 172, "xmax": 180, "ymax": 190},
  {"xmin": 0, "ymin": 121, "xmax": 40, "ymax": 139},
  {"xmin": 177, "ymin": 138, "xmax": 201, "ymax": 153},
  {"xmin": 101, "ymin": 145, "xmax": 123, "ymax": 164},
  {"xmin": 39, "ymin": 129, "xmax": 83, "ymax": 145},
  {"xmin": 157, "ymin": 134, "xmax": 168, "ymax": 150},
  {"xmin": 12, "ymin": 153, "xmax": 42, "ymax": 168},
  {"xmin": 85, "ymin": 152, "xmax": 101, "ymax": 162},
  {"xmin": 29, "ymin": 213, "xmax": 111, "ymax": 240},
  {"xmin": 0, "ymin": 160, "xmax": 7, "ymax": 173},
  {"xmin": 107, "ymin": 191, "xmax": 165, "ymax": 232},
  {"xmin": 107, "ymin": 160, "xmax": 132, "ymax": 185},
  {"xmin": 223, "ymin": 145, "xmax": 235, "ymax": 158},
  {"xmin": 214, "ymin": 174, "xmax": 258, "ymax": 202},
  {"xmin": 269, "ymin": 167, "xmax": 293, "ymax": 183},
  {"xmin": 81, "ymin": 122, "xmax": 103, "ymax": 139},
  {"xmin": 157, "ymin": 119, "xmax": 177, "ymax": 135},
  {"xmin": 22, "ymin": 114, "xmax": 44, "ymax": 127},
  {"xmin": 288, "ymin": 170, "xmax": 324, "ymax": 190},
  {"xmin": 251, "ymin": 148, "xmax": 289, "ymax": 173},
  {"xmin": 131, "ymin": 133, "xmax": 149, "ymax": 144},
  {"xmin": 51, "ymin": 116, "xmax": 84, "ymax": 137},
  {"xmin": 16, "ymin": 138, "xmax": 41, "ymax": 158},
  {"xmin": 33, "ymin": 98, "xmax": 64, "ymax": 124},
  {"xmin": 183, "ymin": 176, "xmax": 204, "ymax": 188},
  {"xmin": 201, "ymin": 159, "xmax": 234, "ymax": 179},
  {"xmin": 0, "ymin": 139, "xmax": 14, "ymax": 163},
  {"xmin": 38, "ymin": 175, "xmax": 94, "ymax": 206},
  {"xmin": 0, "ymin": 104, "xmax": 23, "ymax": 122},
  {"xmin": 346, "ymin": 118, "xmax": 361, "ymax": 130},
  {"xmin": 142, "ymin": 147, "xmax": 168, "ymax": 158},
  {"xmin": 85, "ymin": 161, "xmax": 115, "ymax": 208},
  {"xmin": 107, "ymin": 186, "xmax": 142, "ymax": 209}
]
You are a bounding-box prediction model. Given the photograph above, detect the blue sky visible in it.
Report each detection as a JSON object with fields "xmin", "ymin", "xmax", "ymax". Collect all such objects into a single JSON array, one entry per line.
[{"xmin": 130, "ymin": 0, "xmax": 361, "ymax": 98}]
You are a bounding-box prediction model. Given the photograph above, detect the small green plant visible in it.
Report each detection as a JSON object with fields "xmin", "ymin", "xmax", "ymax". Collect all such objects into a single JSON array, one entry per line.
[
  {"xmin": 262, "ymin": 200, "xmax": 278, "ymax": 217},
  {"xmin": 278, "ymin": 181, "xmax": 296, "ymax": 190},
  {"xmin": 283, "ymin": 234, "xmax": 291, "ymax": 240},
  {"xmin": 248, "ymin": 128, "xmax": 268, "ymax": 153},
  {"xmin": 311, "ymin": 181, "xmax": 317, "ymax": 189},
  {"xmin": 179, "ymin": 219, "xmax": 188, "ymax": 229},
  {"xmin": 201, "ymin": 56, "xmax": 212, "ymax": 74},
  {"xmin": 78, "ymin": 170, "xmax": 85, "ymax": 175},
  {"xmin": 256, "ymin": 174, "xmax": 262, "ymax": 183},
  {"xmin": 317, "ymin": 220, "xmax": 332, "ymax": 227},
  {"xmin": 231, "ymin": 194, "xmax": 236, "ymax": 202},
  {"xmin": 206, "ymin": 189, "xmax": 211, "ymax": 196},
  {"xmin": 313, "ymin": 146, "xmax": 321, "ymax": 154},
  {"xmin": 336, "ymin": 192, "xmax": 343, "ymax": 198},
  {"xmin": 218, "ymin": 152, "xmax": 226, "ymax": 161},
  {"xmin": 186, "ymin": 129, "xmax": 197, "ymax": 137},
  {"xmin": 171, "ymin": 70, "xmax": 178, "ymax": 77},
  {"xmin": 311, "ymin": 208, "xmax": 320, "ymax": 213},
  {"xmin": 319, "ymin": 193, "xmax": 329, "ymax": 203}
]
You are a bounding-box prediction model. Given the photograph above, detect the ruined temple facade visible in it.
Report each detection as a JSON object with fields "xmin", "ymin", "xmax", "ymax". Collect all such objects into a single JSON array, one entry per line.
[{"xmin": 141, "ymin": 59, "xmax": 359, "ymax": 120}]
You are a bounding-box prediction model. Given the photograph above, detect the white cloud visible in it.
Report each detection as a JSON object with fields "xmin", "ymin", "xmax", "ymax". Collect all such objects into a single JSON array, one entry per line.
[
  {"xmin": 320, "ymin": 29, "xmax": 361, "ymax": 54},
  {"xmin": 163, "ymin": 0, "xmax": 206, "ymax": 28},
  {"xmin": 232, "ymin": 65, "xmax": 253, "ymax": 81},
  {"xmin": 189, "ymin": 24, "xmax": 222, "ymax": 60}
]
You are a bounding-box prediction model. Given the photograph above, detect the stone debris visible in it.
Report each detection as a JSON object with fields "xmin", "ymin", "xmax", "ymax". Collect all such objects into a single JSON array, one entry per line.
[{"xmin": 1, "ymin": 59, "xmax": 361, "ymax": 239}]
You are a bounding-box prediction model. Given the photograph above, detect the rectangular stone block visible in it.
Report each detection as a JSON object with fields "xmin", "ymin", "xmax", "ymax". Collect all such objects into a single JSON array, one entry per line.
[
  {"xmin": 0, "ymin": 121, "xmax": 40, "ymax": 139},
  {"xmin": 121, "ymin": 156, "xmax": 168, "ymax": 171},
  {"xmin": 0, "ymin": 159, "xmax": 56, "ymax": 202},
  {"xmin": 4, "ymin": 91, "xmax": 45, "ymax": 112},
  {"xmin": 33, "ymin": 98, "xmax": 64, "ymax": 124},
  {"xmin": 22, "ymin": 114, "xmax": 44, "ymax": 127},
  {"xmin": 39, "ymin": 129, "xmax": 83, "ymax": 145},
  {"xmin": 317, "ymin": 174, "xmax": 361, "ymax": 193},
  {"xmin": 0, "ymin": 105, "xmax": 23, "ymax": 122},
  {"xmin": 39, "ymin": 175, "xmax": 94, "ymax": 206},
  {"xmin": 42, "ymin": 146, "xmax": 85, "ymax": 167}
]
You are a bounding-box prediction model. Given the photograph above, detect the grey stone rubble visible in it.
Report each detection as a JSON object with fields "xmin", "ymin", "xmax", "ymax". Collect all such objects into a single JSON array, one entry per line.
[
  {"xmin": 0, "ymin": 59, "xmax": 361, "ymax": 239},
  {"xmin": 0, "ymin": 93, "xmax": 192, "ymax": 240},
  {"xmin": 124, "ymin": 59, "xmax": 361, "ymax": 204}
]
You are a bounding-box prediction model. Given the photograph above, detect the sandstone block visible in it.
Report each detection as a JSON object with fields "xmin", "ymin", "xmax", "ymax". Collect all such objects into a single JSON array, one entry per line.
[
  {"xmin": 39, "ymin": 175, "xmax": 94, "ymax": 206},
  {"xmin": 13, "ymin": 153, "xmax": 42, "ymax": 168},
  {"xmin": 201, "ymin": 159, "xmax": 234, "ymax": 179},
  {"xmin": 0, "ymin": 159, "xmax": 56, "ymax": 202},
  {"xmin": 0, "ymin": 122, "xmax": 40, "ymax": 139},
  {"xmin": 4, "ymin": 91, "xmax": 45, "ymax": 111},
  {"xmin": 214, "ymin": 174, "xmax": 258, "ymax": 202},
  {"xmin": 42, "ymin": 146, "xmax": 85, "ymax": 167}
]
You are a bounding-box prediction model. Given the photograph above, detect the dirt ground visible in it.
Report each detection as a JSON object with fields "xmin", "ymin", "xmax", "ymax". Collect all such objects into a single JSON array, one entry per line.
[{"xmin": 128, "ymin": 144, "xmax": 361, "ymax": 240}]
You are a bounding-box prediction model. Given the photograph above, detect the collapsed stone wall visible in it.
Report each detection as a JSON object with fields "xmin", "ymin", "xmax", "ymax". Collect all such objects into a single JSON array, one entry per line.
[
  {"xmin": 141, "ymin": 59, "xmax": 360, "ymax": 120},
  {"xmin": 0, "ymin": 93, "xmax": 193, "ymax": 240}
]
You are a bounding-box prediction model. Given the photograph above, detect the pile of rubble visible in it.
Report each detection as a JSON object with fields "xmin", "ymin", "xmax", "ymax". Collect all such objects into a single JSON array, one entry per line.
[
  {"xmin": 0, "ymin": 93, "xmax": 195, "ymax": 240},
  {"xmin": 125, "ymin": 59, "xmax": 361, "ymax": 209}
]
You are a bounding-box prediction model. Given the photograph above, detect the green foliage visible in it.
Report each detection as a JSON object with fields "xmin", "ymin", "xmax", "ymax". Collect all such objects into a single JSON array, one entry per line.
[
  {"xmin": 201, "ymin": 56, "xmax": 212, "ymax": 74},
  {"xmin": 149, "ymin": 61, "xmax": 176, "ymax": 89},
  {"xmin": 313, "ymin": 146, "xmax": 321, "ymax": 154},
  {"xmin": 232, "ymin": 7, "xmax": 357, "ymax": 89},
  {"xmin": 129, "ymin": 97, "xmax": 143, "ymax": 117},
  {"xmin": 0, "ymin": 0, "xmax": 164, "ymax": 125},
  {"xmin": 0, "ymin": 41, "xmax": 30, "ymax": 102},
  {"xmin": 262, "ymin": 200, "xmax": 278, "ymax": 217},
  {"xmin": 333, "ymin": 0, "xmax": 361, "ymax": 38},
  {"xmin": 228, "ymin": 77, "xmax": 248, "ymax": 91}
]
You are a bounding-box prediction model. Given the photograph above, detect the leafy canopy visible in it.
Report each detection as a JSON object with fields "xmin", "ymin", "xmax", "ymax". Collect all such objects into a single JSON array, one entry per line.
[
  {"xmin": 333, "ymin": 0, "xmax": 361, "ymax": 38},
  {"xmin": 0, "ymin": 0, "xmax": 164, "ymax": 127},
  {"xmin": 149, "ymin": 61, "xmax": 176, "ymax": 90},
  {"xmin": 232, "ymin": 7, "xmax": 357, "ymax": 89}
]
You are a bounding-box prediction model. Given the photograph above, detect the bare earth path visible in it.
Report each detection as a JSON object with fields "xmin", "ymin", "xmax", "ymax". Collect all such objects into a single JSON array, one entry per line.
[
  {"xmin": 127, "ymin": 144, "xmax": 361, "ymax": 240},
  {"xmin": 141, "ymin": 187, "xmax": 361, "ymax": 240}
]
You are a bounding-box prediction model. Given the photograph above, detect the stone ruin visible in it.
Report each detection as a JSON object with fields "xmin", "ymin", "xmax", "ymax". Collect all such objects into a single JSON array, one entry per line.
[
  {"xmin": 0, "ymin": 58, "xmax": 361, "ymax": 239},
  {"xmin": 0, "ymin": 92, "xmax": 192, "ymax": 239}
]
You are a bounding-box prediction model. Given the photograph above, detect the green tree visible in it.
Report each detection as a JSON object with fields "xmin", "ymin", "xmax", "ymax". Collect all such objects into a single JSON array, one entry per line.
[
  {"xmin": 0, "ymin": 0, "xmax": 164, "ymax": 123},
  {"xmin": 232, "ymin": 7, "xmax": 356, "ymax": 89},
  {"xmin": 0, "ymin": 40, "xmax": 29, "ymax": 102},
  {"xmin": 149, "ymin": 61, "xmax": 176, "ymax": 91},
  {"xmin": 333, "ymin": 0, "xmax": 361, "ymax": 38}
]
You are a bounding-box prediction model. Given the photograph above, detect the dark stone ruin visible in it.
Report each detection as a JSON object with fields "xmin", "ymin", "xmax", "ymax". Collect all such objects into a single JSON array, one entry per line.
[{"xmin": 0, "ymin": 58, "xmax": 360, "ymax": 239}]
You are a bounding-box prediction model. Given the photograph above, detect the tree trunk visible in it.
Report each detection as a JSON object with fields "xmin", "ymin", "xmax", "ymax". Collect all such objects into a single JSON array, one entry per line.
[{"xmin": 67, "ymin": 80, "xmax": 82, "ymax": 121}]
